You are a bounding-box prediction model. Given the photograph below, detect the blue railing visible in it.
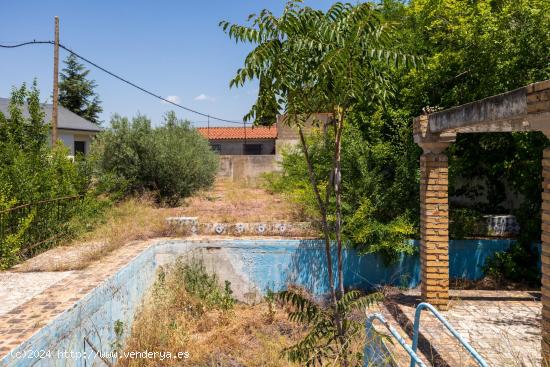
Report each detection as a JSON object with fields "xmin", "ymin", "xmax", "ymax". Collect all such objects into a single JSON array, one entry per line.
[
  {"xmin": 365, "ymin": 313, "xmax": 427, "ymax": 367},
  {"xmin": 365, "ymin": 302, "xmax": 488, "ymax": 367},
  {"xmin": 409, "ymin": 302, "xmax": 488, "ymax": 367}
]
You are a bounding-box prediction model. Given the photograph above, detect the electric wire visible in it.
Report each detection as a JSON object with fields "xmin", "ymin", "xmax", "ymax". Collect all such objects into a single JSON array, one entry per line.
[{"xmin": 0, "ymin": 40, "xmax": 250, "ymax": 125}]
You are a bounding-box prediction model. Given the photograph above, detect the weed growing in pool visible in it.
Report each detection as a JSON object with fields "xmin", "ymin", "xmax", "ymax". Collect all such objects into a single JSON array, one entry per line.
[
  {"xmin": 111, "ymin": 320, "xmax": 124, "ymax": 353},
  {"xmin": 176, "ymin": 258, "xmax": 235, "ymax": 311},
  {"xmin": 278, "ymin": 287, "xmax": 382, "ymax": 366},
  {"xmin": 120, "ymin": 258, "xmax": 305, "ymax": 367},
  {"xmin": 154, "ymin": 258, "xmax": 236, "ymax": 316}
]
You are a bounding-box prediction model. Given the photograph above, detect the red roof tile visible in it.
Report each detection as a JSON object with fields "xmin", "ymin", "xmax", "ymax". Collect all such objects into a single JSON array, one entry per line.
[{"xmin": 197, "ymin": 126, "xmax": 277, "ymax": 140}]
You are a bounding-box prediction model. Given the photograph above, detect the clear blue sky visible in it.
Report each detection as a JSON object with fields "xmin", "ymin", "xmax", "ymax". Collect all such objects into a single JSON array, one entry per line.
[{"xmin": 0, "ymin": 0, "xmax": 336, "ymax": 127}]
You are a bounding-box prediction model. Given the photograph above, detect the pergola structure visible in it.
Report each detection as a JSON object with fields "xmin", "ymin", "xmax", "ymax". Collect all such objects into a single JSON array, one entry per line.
[{"xmin": 413, "ymin": 79, "xmax": 550, "ymax": 362}]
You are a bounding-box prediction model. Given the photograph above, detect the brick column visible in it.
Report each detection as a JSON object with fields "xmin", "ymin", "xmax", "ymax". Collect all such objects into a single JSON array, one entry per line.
[
  {"xmin": 542, "ymin": 148, "xmax": 550, "ymax": 365},
  {"xmin": 420, "ymin": 151, "xmax": 449, "ymax": 310}
]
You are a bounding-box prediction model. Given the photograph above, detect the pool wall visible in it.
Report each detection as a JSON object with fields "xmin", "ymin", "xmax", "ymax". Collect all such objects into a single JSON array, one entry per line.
[
  {"xmin": 161, "ymin": 239, "xmax": 513, "ymax": 297},
  {"xmin": 0, "ymin": 238, "xmax": 513, "ymax": 367}
]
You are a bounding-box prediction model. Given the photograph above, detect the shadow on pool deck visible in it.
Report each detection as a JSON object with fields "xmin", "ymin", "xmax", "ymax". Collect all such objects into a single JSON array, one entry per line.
[{"xmin": 378, "ymin": 289, "xmax": 542, "ymax": 367}]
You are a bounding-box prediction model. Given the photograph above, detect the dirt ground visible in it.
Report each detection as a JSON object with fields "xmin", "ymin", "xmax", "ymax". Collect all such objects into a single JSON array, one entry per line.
[
  {"xmin": 179, "ymin": 179, "xmax": 305, "ymax": 222},
  {"xmin": 10, "ymin": 179, "xmax": 303, "ymax": 272}
]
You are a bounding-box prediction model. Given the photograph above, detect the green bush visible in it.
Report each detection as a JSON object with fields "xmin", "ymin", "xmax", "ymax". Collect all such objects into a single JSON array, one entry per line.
[
  {"xmin": 449, "ymin": 208, "xmax": 487, "ymax": 239},
  {"xmin": 92, "ymin": 111, "xmax": 218, "ymax": 205},
  {"xmin": 267, "ymin": 123, "xmax": 416, "ymax": 263},
  {"xmin": 484, "ymin": 243, "xmax": 540, "ymax": 285},
  {"xmin": 0, "ymin": 83, "xmax": 99, "ymax": 268}
]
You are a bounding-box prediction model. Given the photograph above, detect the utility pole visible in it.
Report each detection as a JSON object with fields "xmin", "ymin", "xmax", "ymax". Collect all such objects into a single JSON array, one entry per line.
[{"xmin": 51, "ymin": 16, "xmax": 60, "ymax": 145}]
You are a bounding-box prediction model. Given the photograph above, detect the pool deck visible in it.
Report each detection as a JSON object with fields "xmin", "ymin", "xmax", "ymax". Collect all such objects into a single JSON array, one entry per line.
[
  {"xmin": 379, "ymin": 289, "xmax": 541, "ymax": 366},
  {"xmin": 0, "ymin": 239, "xmax": 157, "ymax": 359}
]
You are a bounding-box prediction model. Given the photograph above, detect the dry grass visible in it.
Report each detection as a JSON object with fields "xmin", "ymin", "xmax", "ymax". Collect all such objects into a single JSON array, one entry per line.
[
  {"xmin": 12, "ymin": 179, "xmax": 302, "ymax": 272},
  {"xmin": 14, "ymin": 197, "xmax": 182, "ymax": 272},
  {"xmin": 119, "ymin": 261, "xmax": 304, "ymax": 367},
  {"xmin": 179, "ymin": 179, "xmax": 306, "ymax": 223}
]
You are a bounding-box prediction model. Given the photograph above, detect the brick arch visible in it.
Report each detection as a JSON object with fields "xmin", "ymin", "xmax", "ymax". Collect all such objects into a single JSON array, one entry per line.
[{"xmin": 413, "ymin": 80, "xmax": 550, "ymax": 363}]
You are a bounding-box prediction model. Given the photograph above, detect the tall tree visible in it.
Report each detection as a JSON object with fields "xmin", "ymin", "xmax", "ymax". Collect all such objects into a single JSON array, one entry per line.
[
  {"xmin": 58, "ymin": 54, "xmax": 103, "ymax": 124},
  {"xmin": 222, "ymin": 2, "xmax": 413, "ymax": 365}
]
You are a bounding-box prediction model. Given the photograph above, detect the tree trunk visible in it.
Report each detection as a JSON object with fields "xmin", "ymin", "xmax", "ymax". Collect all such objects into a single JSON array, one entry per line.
[
  {"xmin": 297, "ymin": 126, "xmax": 338, "ymax": 307},
  {"xmin": 333, "ymin": 111, "xmax": 345, "ymax": 300}
]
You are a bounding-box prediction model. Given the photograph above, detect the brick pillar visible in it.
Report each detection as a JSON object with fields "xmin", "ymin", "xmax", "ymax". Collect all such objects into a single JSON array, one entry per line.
[
  {"xmin": 542, "ymin": 148, "xmax": 550, "ymax": 365},
  {"xmin": 420, "ymin": 152, "xmax": 449, "ymax": 310}
]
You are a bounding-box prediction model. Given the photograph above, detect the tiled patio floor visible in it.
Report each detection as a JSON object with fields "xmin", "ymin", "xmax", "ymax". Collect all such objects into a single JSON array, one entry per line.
[
  {"xmin": 0, "ymin": 239, "xmax": 155, "ymax": 358},
  {"xmin": 380, "ymin": 289, "xmax": 541, "ymax": 366}
]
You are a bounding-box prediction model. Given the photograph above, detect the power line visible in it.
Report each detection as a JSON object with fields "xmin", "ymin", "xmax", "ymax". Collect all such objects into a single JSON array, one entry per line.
[{"xmin": 0, "ymin": 40, "xmax": 249, "ymax": 125}]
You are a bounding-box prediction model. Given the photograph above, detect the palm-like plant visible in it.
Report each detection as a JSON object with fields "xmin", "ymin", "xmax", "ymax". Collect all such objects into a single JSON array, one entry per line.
[
  {"xmin": 222, "ymin": 1, "xmax": 415, "ymax": 365},
  {"xmin": 279, "ymin": 288, "xmax": 383, "ymax": 366}
]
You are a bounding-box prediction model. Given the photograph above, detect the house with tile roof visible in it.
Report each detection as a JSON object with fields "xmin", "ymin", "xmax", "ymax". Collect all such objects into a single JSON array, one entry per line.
[
  {"xmin": 196, "ymin": 113, "xmax": 333, "ymax": 156},
  {"xmin": 195, "ymin": 114, "xmax": 332, "ymax": 181},
  {"xmin": 0, "ymin": 98, "xmax": 101, "ymax": 155},
  {"xmin": 197, "ymin": 126, "xmax": 277, "ymax": 155}
]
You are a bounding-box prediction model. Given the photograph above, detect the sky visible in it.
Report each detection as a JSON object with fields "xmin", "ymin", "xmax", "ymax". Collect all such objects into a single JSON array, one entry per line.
[{"xmin": 0, "ymin": 0, "xmax": 336, "ymax": 127}]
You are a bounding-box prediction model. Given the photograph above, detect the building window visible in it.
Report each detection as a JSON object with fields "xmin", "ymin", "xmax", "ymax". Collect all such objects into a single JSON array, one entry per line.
[
  {"xmin": 74, "ymin": 141, "xmax": 86, "ymax": 155},
  {"xmin": 210, "ymin": 144, "xmax": 222, "ymax": 153},
  {"xmin": 243, "ymin": 144, "xmax": 262, "ymax": 155}
]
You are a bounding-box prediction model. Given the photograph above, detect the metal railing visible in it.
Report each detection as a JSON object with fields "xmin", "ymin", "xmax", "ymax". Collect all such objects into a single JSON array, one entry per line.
[
  {"xmin": 409, "ymin": 302, "xmax": 488, "ymax": 367},
  {"xmin": 365, "ymin": 302, "xmax": 488, "ymax": 367},
  {"xmin": 365, "ymin": 313, "xmax": 427, "ymax": 367},
  {"xmin": 0, "ymin": 195, "xmax": 83, "ymax": 260}
]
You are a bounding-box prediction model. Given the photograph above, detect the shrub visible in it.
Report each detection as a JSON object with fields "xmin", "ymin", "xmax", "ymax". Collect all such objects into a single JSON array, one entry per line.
[
  {"xmin": 484, "ymin": 243, "xmax": 540, "ymax": 285},
  {"xmin": 449, "ymin": 208, "xmax": 487, "ymax": 239},
  {"xmin": 265, "ymin": 124, "xmax": 416, "ymax": 263},
  {"xmin": 92, "ymin": 111, "xmax": 218, "ymax": 205},
  {"xmin": 0, "ymin": 83, "xmax": 98, "ymax": 268}
]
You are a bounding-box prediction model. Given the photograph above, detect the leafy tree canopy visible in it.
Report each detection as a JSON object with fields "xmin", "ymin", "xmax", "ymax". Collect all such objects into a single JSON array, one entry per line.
[{"xmin": 58, "ymin": 54, "xmax": 103, "ymax": 124}]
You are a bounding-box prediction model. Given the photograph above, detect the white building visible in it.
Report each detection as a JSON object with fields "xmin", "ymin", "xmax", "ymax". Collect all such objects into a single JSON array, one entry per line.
[{"xmin": 0, "ymin": 98, "xmax": 101, "ymax": 155}]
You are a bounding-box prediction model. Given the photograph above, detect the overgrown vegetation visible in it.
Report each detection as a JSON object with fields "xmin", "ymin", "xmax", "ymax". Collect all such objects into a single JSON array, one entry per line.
[
  {"xmin": 277, "ymin": 288, "xmax": 381, "ymax": 366},
  {"xmin": 0, "ymin": 83, "xmax": 105, "ymax": 268},
  {"xmin": 263, "ymin": 0, "xmax": 548, "ymax": 284},
  {"xmin": 382, "ymin": 0, "xmax": 549, "ymax": 284},
  {"xmin": 14, "ymin": 197, "xmax": 179, "ymax": 272},
  {"xmin": 92, "ymin": 111, "xmax": 218, "ymax": 205},
  {"xmin": 266, "ymin": 124, "xmax": 417, "ymax": 264},
  {"xmin": 222, "ymin": 0, "xmax": 549, "ymax": 360},
  {"xmin": 119, "ymin": 259, "xmax": 305, "ymax": 367},
  {"xmin": 222, "ymin": 2, "xmax": 399, "ymax": 364},
  {"xmin": 181, "ymin": 179, "xmax": 307, "ymax": 223},
  {"xmin": 0, "ymin": 81, "xmax": 218, "ymax": 268}
]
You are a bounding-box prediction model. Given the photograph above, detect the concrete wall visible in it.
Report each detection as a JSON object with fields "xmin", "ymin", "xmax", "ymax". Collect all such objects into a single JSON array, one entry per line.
[
  {"xmin": 217, "ymin": 155, "xmax": 281, "ymax": 181},
  {"xmin": 210, "ymin": 139, "xmax": 275, "ymax": 155}
]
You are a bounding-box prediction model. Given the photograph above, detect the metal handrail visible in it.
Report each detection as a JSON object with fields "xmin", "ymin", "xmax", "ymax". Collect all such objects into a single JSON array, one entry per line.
[
  {"xmin": 365, "ymin": 313, "xmax": 427, "ymax": 367},
  {"xmin": 409, "ymin": 302, "xmax": 488, "ymax": 367}
]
